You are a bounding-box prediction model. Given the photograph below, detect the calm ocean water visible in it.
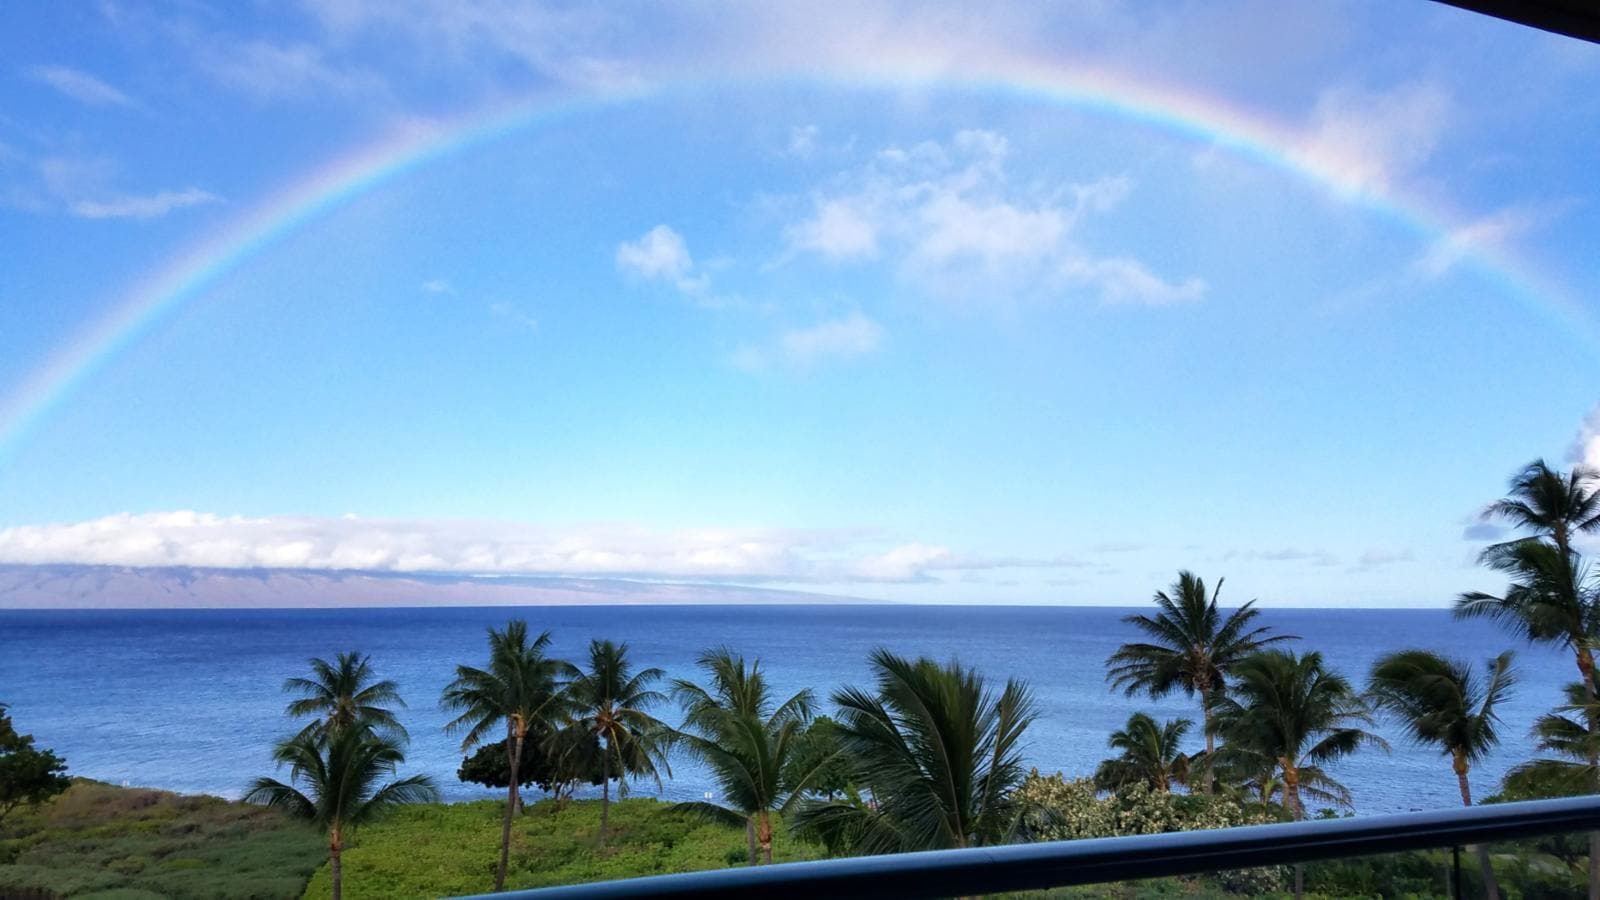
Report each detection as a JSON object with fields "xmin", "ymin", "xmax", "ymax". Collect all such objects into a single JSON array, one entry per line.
[{"xmin": 0, "ymin": 605, "xmax": 1578, "ymax": 815}]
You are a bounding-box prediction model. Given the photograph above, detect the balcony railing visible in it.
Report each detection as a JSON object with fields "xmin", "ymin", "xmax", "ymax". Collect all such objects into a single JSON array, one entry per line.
[{"xmin": 456, "ymin": 795, "xmax": 1600, "ymax": 899}]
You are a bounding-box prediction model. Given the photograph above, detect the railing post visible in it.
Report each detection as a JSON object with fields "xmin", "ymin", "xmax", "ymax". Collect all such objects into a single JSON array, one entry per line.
[{"xmin": 1452, "ymin": 844, "xmax": 1463, "ymax": 900}]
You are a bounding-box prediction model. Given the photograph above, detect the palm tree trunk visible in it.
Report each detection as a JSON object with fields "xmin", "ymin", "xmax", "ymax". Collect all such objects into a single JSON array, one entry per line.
[
  {"xmin": 599, "ymin": 745, "xmax": 611, "ymax": 848},
  {"xmin": 330, "ymin": 827, "xmax": 343, "ymax": 900},
  {"xmin": 745, "ymin": 818, "xmax": 758, "ymax": 866},
  {"xmin": 759, "ymin": 811, "xmax": 774, "ymax": 865},
  {"xmin": 1200, "ymin": 689, "xmax": 1214, "ymax": 795},
  {"xmin": 1455, "ymin": 752, "xmax": 1501, "ymax": 900},
  {"xmin": 496, "ymin": 729, "xmax": 524, "ymax": 892},
  {"xmin": 1285, "ymin": 764, "xmax": 1303, "ymax": 900}
]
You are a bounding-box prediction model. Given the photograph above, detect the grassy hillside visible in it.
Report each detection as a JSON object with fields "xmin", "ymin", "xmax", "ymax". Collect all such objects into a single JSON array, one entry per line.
[
  {"xmin": 0, "ymin": 780, "xmax": 323, "ymax": 900},
  {"xmin": 300, "ymin": 798, "xmax": 821, "ymax": 899}
]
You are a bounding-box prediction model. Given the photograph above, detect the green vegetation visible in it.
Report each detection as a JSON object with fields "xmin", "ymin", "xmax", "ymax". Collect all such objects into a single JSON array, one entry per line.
[
  {"xmin": 1093, "ymin": 712, "xmax": 1192, "ymax": 793},
  {"xmin": 0, "ymin": 780, "xmax": 324, "ymax": 899},
  {"xmin": 297, "ymin": 796, "xmax": 820, "ymax": 899},
  {"xmin": 0, "ymin": 705, "xmax": 70, "ymax": 826}
]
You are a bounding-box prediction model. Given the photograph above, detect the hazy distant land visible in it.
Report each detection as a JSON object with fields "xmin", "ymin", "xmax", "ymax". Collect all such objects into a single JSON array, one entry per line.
[{"xmin": 0, "ymin": 564, "xmax": 861, "ymax": 609}]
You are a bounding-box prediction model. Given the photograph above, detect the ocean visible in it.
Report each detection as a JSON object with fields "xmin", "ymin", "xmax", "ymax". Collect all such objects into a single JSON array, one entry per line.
[{"xmin": 0, "ymin": 604, "xmax": 1577, "ymax": 815}]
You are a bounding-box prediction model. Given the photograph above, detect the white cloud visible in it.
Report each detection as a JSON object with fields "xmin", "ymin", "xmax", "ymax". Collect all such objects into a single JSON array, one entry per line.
[
  {"xmin": 783, "ymin": 130, "xmax": 1201, "ymax": 305},
  {"xmin": 1570, "ymin": 404, "xmax": 1600, "ymax": 470},
  {"xmin": 1059, "ymin": 255, "xmax": 1206, "ymax": 305},
  {"xmin": 733, "ymin": 311, "xmax": 882, "ymax": 371},
  {"xmin": 421, "ymin": 279, "xmax": 456, "ymax": 294},
  {"xmin": 193, "ymin": 38, "xmax": 385, "ymax": 101},
  {"xmin": 69, "ymin": 187, "xmax": 220, "ymax": 220},
  {"xmin": 616, "ymin": 224, "xmax": 709, "ymax": 293},
  {"xmin": 0, "ymin": 511, "xmax": 1080, "ymax": 585},
  {"xmin": 27, "ymin": 65, "xmax": 134, "ymax": 107},
  {"xmin": 1293, "ymin": 81, "xmax": 1453, "ymax": 195}
]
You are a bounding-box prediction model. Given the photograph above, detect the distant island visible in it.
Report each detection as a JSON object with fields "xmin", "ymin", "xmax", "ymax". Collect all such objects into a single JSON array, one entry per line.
[{"xmin": 0, "ymin": 564, "xmax": 862, "ymax": 609}]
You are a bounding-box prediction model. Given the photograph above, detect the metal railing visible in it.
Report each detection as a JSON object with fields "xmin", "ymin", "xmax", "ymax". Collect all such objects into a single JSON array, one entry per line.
[{"xmin": 456, "ymin": 795, "xmax": 1600, "ymax": 900}]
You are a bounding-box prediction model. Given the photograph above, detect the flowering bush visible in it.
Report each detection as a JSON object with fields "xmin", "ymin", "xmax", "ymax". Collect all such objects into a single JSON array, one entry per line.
[{"xmin": 1013, "ymin": 770, "xmax": 1285, "ymax": 894}]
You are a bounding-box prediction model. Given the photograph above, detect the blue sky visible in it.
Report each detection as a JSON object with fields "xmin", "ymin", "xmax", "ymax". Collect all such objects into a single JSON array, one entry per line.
[{"xmin": 1, "ymin": 1, "xmax": 1598, "ymax": 606}]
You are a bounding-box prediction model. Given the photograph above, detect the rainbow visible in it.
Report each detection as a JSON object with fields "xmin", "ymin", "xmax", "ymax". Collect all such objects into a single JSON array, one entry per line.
[{"xmin": 1, "ymin": 59, "xmax": 1592, "ymax": 462}]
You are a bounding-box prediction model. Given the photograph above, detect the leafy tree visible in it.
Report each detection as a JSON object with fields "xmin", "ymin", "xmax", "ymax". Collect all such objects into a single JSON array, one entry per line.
[
  {"xmin": 1216, "ymin": 650, "xmax": 1386, "ymax": 900},
  {"xmin": 1369, "ymin": 649, "xmax": 1517, "ymax": 900},
  {"xmin": 1457, "ymin": 459, "xmax": 1600, "ymax": 897},
  {"xmin": 1106, "ymin": 571, "xmax": 1294, "ymax": 792},
  {"xmin": 563, "ymin": 639, "xmax": 673, "ymax": 846},
  {"xmin": 1093, "ymin": 712, "xmax": 1191, "ymax": 793},
  {"xmin": 440, "ymin": 620, "xmax": 567, "ymax": 891},
  {"xmin": 283, "ymin": 651, "xmax": 408, "ymax": 744},
  {"xmin": 244, "ymin": 726, "xmax": 437, "ymax": 900},
  {"xmin": 457, "ymin": 723, "xmax": 605, "ymax": 798},
  {"xmin": 0, "ymin": 704, "xmax": 69, "ymax": 825},
  {"xmin": 671, "ymin": 647, "xmax": 821, "ymax": 864},
  {"xmin": 792, "ymin": 650, "xmax": 1036, "ymax": 854}
]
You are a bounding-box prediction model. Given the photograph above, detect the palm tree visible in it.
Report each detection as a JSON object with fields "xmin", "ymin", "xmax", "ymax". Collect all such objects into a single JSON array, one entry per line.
[
  {"xmin": 1368, "ymin": 649, "xmax": 1517, "ymax": 900},
  {"xmin": 1480, "ymin": 459, "xmax": 1600, "ymax": 560},
  {"xmin": 1093, "ymin": 712, "xmax": 1190, "ymax": 793},
  {"xmin": 671, "ymin": 647, "xmax": 821, "ymax": 864},
  {"xmin": 563, "ymin": 639, "xmax": 672, "ymax": 846},
  {"xmin": 1505, "ymin": 678, "xmax": 1600, "ymax": 796},
  {"xmin": 1106, "ymin": 571, "xmax": 1295, "ymax": 792},
  {"xmin": 244, "ymin": 726, "xmax": 438, "ymax": 900},
  {"xmin": 440, "ymin": 620, "xmax": 567, "ymax": 892},
  {"xmin": 1216, "ymin": 649, "xmax": 1386, "ymax": 900},
  {"xmin": 283, "ymin": 651, "xmax": 408, "ymax": 743},
  {"xmin": 792, "ymin": 649, "xmax": 1037, "ymax": 854},
  {"xmin": 1458, "ymin": 460, "xmax": 1600, "ymax": 898}
]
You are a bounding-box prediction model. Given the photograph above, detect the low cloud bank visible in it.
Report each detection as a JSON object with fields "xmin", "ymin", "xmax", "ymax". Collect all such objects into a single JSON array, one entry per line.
[{"xmin": 0, "ymin": 511, "xmax": 1074, "ymax": 585}]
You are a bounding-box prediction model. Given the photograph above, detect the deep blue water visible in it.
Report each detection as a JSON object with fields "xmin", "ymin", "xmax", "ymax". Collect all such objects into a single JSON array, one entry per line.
[{"xmin": 0, "ymin": 604, "xmax": 1578, "ymax": 814}]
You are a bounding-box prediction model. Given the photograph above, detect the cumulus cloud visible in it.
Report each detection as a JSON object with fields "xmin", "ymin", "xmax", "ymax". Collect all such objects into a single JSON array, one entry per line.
[
  {"xmin": 0, "ymin": 511, "xmax": 1083, "ymax": 585},
  {"xmin": 1569, "ymin": 404, "xmax": 1600, "ymax": 470},
  {"xmin": 616, "ymin": 224, "xmax": 709, "ymax": 294},
  {"xmin": 783, "ymin": 130, "xmax": 1202, "ymax": 305},
  {"xmin": 1462, "ymin": 522, "xmax": 1505, "ymax": 541},
  {"xmin": 488, "ymin": 301, "xmax": 538, "ymax": 330},
  {"xmin": 27, "ymin": 65, "xmax": 134, "ymax": 107},
  {"xmin": 732, "ymin": 311, "xmax": 882, "ymax": 371},
  {"xmin": 420, "ymin": 279, "xmax": 456, "ymax": 294}
]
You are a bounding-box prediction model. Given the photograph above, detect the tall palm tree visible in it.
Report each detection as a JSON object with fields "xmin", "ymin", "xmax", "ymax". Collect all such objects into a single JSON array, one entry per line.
[
  {"xmin": 1368, "ymin": 649, "xmax": 1517, "ymax": 900},
  {"xmin": 244, "ymin": 726, "xmax": 438, "ymax": 900},
  {"xmin": 283, "ymin": 651, "xmax": 408, "ymax": 743},
  {"xmin": 563, "ymin": 639, "xmax": 672, "ymax": 846},
  {"xmin": 1093, "ymin": 712, "xmax": 1190, "ymax": 793},
  {"xmin": 792, "ymin": 650, "xmax": 1037, "ymax": 854},
  {"xmin": 1505, "ymin": 678, "xmax": 1600, "ymax": 798},
  {"xmin": 1216, "ymin": 649, "xmax": 1386, "ymax": 900},
  {"xmin": 671, "ymin": 647, "xmax": 821, "ymax": 864},
  {"xmin": 440, "ymin": 620, "xmax": 567, "ymax": 892},
  {"xmin": 1458, "ymin": 459, "xmax": 1600, "ymax": 898},
  {"xmin": 1106, "ymin": 571, "xmax": 1295, "ymax": 792},
  {"xmin": 1480, "ymin": 459, "xmax": 1600, "ymax": 560}
]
